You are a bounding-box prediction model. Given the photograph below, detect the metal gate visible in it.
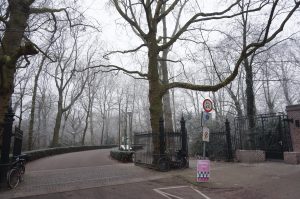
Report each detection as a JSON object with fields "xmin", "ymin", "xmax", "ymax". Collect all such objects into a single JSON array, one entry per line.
[{"xmin": 234, "ymin": 113, "xmax": 293, "ymax": 159}]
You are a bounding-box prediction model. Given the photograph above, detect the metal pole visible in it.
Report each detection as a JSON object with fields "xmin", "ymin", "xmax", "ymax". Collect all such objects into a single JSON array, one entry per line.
[
  {"xmin": 200, "ymin": 111, "xmax": 205, "ymax": 158},
  {"xmin": 203, "ymin": 142, "xmax": 206, "ymax": 158},
  {"xmin": 225, "ymin": 119, "xmax": 233, "ymax": 161}
]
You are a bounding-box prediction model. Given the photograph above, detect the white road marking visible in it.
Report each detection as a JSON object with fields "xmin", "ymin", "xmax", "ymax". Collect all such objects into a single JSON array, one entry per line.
[
  {"xmin": 155, "ymin": 185, "xmax": 190, "ymax": 190},
  {"xmin": 153, "ymin": 185, "xmax": 211, "ymax": 199},
  {"xmin": 153, "ymin": 189, "xmax": 185, "ymax": 199},
  {"xmin": 191, "ymin": 186, "xmax": 211, "ymax": 199}
]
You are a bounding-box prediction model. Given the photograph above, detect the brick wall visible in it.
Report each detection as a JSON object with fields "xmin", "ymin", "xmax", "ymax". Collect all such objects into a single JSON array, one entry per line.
[{"xmin": 286, "ymin": 105, "xmax": 300, "ymax": 152}]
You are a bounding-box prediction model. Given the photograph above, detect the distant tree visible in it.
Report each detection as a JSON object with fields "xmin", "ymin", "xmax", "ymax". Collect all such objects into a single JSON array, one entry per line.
[
  {"xmin": 50, "ymin": 31, "xmax": 89, "ymax": 147},
  {"xmin": 0, "ymin": 0, "xmax": 85, "ymax": 150}
]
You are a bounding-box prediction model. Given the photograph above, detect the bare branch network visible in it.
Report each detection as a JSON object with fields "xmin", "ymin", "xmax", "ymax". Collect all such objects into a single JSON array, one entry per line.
[{"xmin": 104, "ymin": 0, "xmax": 300, "ymax": 96}]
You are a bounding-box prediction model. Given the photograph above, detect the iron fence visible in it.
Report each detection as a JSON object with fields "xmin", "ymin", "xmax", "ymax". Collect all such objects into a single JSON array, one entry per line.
[
  {"xmin": 133, "ymin": 117, "xmax": 188, "ymax": 171},
  {"xmin": 233, "ymin": 113, "xmax": 293, "ymax": 159}
]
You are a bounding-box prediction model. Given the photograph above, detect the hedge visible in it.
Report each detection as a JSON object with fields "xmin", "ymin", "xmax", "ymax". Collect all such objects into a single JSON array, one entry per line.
[
  {"xmin": 24, "ymin": 145, "xmax": 117, "ymax": 162},
  {"xmin": 110, "ymin": 150, "xmax": 133, "ymax": 162}
]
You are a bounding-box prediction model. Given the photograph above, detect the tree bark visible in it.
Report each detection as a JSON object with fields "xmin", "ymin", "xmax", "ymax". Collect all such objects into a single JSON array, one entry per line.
[
  {"xmin": 148, "ymin": 34, "xmax": 163, "ymax": 155},
  {"xmin": 0, "ymin": 0, "xmax": 37, "ymax": 148},
  {"xmin": 161, "ymin": 52, "xmax": 173, "ymax": 132},
  {"xmin": 89, "ymin": 106, "xmax": 94, "ymax": 145},
  {"xmin": 82, "ymin": 93, "xmax": 91, "ymax": 145},
  {"xmin": 51, "ymin": 95, "xmax": 63, "ymax": 147}
]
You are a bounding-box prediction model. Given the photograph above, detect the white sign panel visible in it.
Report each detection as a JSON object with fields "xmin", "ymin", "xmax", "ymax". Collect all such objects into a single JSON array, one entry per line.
[{"xmin": 202, "ymin": 126, "xmax": 210, "ymax": 142}]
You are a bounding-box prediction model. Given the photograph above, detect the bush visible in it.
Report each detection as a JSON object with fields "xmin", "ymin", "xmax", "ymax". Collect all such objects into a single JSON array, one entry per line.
[
  {"xmin": 24, "ymin": 145, "xmax": 117, "ymax": 162},
  {"xmin": 110, "ymin": 150, "xmax": 133, "ymax": 162}
]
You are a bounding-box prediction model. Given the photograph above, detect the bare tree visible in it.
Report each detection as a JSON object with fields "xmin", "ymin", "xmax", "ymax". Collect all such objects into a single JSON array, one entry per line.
[
  {"xmin": 50, "ymin": 31, "xmax": 88, "ymax": 147},
  {"xmin": 106, "ymin": 0, "xmax": 300, "ymax": 155},
  {"xmin": 0, "ymin": 0, "xmax": 84, "ymax": 149}
]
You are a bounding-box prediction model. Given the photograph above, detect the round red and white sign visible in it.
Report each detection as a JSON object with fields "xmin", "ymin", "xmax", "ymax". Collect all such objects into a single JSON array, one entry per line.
[{"xmin": 203, "ymin": 99, "xmax": 213, "ymax": 113}]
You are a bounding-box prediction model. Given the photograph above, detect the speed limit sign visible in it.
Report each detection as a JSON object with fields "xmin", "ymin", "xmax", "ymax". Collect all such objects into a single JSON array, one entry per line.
[
  {"xmin": 202, "ymin": 126, "xmax": 210, "ymax": 142},
  {"xmin": 203, "ymin": 99, "xmax": 213, "ymax": 113}
]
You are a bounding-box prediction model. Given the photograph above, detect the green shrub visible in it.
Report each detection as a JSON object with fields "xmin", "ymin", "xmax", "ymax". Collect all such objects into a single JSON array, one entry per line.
[{"xmin": 110, "ymin": 150, "xmax": 133, "ymax": 162}]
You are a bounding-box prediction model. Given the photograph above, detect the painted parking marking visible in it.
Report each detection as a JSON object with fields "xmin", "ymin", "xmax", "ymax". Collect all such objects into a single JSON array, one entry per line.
[{"xmin": 153, "ymin": 185, "xmax": 211, "ymax": 199}]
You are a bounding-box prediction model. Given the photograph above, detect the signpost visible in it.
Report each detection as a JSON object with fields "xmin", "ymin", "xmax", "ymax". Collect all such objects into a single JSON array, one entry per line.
[
  {"xmin": 202, "ymin": 126, "xmax": 210, "ymax": 142},
  {"xmin": 203, "ymin": 99, "xmax": 213, "ymax": 113},
  {"xmin": 201, "ymin": 126, "xmax": 209, "ymax": 158},
  {"xmin": 197, "ymin": 99, "xmax": 213, "ymax": 183}
]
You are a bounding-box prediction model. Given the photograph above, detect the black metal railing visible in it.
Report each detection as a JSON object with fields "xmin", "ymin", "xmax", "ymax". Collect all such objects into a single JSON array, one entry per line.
[
  {"xmin": 233, "ymin": 113, "xmax": 293, "ymax": 159},
  {"xmin": 0, "ymin": 107, "xmax": 24, "ymax": 186},
  {"xmin": 133, "ymin": 117, "xmax": 188, "ymax": 171}
]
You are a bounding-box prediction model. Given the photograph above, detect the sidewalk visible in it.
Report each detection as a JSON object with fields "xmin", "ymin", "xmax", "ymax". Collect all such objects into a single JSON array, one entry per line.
[{"xmin": 180, "ymin": 159, "xmax": 300, "ymax": 199}]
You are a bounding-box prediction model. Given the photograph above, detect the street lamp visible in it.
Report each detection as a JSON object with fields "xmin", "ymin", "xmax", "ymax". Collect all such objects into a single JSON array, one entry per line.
[
  {"xmin": 71, "ymin": 132, "xmax": 76, "ymax": 146},
  {"xmin": 127, "ymin": 111, "xmax": 133, "ymax": 148}
]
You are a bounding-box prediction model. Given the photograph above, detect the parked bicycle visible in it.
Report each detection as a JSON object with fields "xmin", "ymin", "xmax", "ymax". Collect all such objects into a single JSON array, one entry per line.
[{"xmin": 6, "ymin": 154, "xmax": 27, "ymax": 189}]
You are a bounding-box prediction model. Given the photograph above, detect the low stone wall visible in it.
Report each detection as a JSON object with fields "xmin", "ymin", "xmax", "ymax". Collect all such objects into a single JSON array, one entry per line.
[
  {"xmin": 236, "ymin": 150, "xmax": 266, "ymax": 163},
  {"xmin": 284, "ymin": 152, "xmax": 300, "ymax": 164},
  {"xmin": 24, "ymin": 145, "xmax": 117, "ymax": 162}
]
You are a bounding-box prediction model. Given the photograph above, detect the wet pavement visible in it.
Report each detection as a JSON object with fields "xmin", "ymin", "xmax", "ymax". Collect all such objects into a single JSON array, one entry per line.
[{"xmin": 0, "ymin": 149, "xmax": 300, "ymax": 199}]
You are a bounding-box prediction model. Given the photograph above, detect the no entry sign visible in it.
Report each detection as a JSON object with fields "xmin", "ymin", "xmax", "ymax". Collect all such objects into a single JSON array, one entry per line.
[{"xmin": 203, "ymin": 99, "xmax": 213, "ymax": 113}]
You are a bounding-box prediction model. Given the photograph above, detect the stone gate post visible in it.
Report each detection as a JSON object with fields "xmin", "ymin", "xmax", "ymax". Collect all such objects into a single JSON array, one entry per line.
[{"xmin": 285, "ymin": 105, "xmax": 300, "ymax": 164}]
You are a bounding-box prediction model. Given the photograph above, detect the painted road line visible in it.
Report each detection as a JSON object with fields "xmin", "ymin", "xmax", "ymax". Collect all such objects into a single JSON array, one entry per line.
[
  {"xmin": 153, "ymin": 189, "xmax": 184, "ymax": 199},
  {"xmin": 191, "ymin": 186, "xmax": 211, "ymax": 199},
  {"xmin": 153, "ymin": 185, "xmax": 211, "ymax": 199}
]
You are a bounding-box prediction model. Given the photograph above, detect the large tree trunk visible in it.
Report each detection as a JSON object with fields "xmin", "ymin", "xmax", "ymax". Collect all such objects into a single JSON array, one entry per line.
[
  {"xmin": 161, "ymin": 56, "xmax": 173, "ymax": 132},
  {"xmin": 279, "ymin": 62, "xmax": 293, "ymax": 105},
  {"xmin": 227, "ymin": 88, "xmax": 243, "ymax": 118},
  {"xmin": 90, "ymin": 107, "xmax": 94, "ymax": 145},
  {"xmin": 82, "ymin": 96, "xmax": 91, "ymax": 145},
  {"xmin": 148, "ymin": 34, "xmax": 163, "ymax": 156},
  {"xmin": 51, "ymin": 98, "xmax": 63, "ymax": 147},
  {"xmin": 0, "ymin": 0, "xmax": 36, "ymax": 149},
  {"xmin": 241, "ymin": 5, "xmax": 256, "ymax": 148}
]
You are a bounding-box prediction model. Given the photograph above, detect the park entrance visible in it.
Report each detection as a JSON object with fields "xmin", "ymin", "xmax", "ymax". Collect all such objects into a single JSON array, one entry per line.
[{"xmin": 233, "ymin": 113, "xmax": 293, "ymax": 159}]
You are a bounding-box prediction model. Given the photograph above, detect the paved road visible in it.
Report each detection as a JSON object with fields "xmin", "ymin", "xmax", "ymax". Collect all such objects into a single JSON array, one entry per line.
[
  {"xmin": 1, "ymin": 149, "xmax": 300, "ymax": 199},
  {"xmin": 0, "ymin": 149, "xmax": 173, "ymax": 198}
]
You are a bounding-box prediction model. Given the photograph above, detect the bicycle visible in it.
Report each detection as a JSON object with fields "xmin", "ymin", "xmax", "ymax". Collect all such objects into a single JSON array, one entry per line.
[{"xmin": 6, "ymin": 154, "xmax": 26, "ymax": 189}]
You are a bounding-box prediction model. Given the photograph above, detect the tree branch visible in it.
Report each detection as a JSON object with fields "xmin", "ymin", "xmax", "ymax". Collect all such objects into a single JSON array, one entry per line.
[
  {"xmin": 159, "ymin": 0, "xmax": 268, "ymax": 51},
  {"xmin": 112, "ymin": 0, "xmax": 147, "ymax": 39},
  {"xmin": 76, "ymin": 64, "xmax": 148, "ymax": 78},
  {"xmin": 104, "ymin": 44, "xmax": 147, "ymax": 58},
  {"xmin": 30, "ymin": 7, "xmax": 67, "ymax": 14},
  {"xmin": 162, "ymin": 0, "xmax": 300, "ymax": 95}
]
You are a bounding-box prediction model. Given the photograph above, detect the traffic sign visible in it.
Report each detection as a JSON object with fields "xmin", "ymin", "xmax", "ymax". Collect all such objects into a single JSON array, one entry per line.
[
  {"xmin": 202, "ymin": 126, "xmax": 210, "ymax": 142},
  {"xmin": 203, "ymin": 99, "xmax": 213, "ymax": 112}
]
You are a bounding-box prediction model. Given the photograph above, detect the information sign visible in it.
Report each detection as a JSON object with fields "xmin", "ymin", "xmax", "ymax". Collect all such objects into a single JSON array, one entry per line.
[
  {"xmin": 202, "ymin": 126, "xmax": 210, "ymax": 142},
  {"xmin": 197, "ymin": 160, "xmax": 210, "ymax": 182}
]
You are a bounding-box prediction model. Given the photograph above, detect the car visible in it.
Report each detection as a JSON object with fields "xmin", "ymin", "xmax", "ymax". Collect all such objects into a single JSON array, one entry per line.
[{"xmin": 119, "ymin": 145, "xmax": 132, "ymax": 151}]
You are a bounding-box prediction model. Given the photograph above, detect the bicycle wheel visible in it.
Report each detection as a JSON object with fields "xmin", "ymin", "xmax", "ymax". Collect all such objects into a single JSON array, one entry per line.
[
  {"xmin": 20, "ymin": 164, "xmax": 25, "ymax": 175},
  {"xmin": 7, "ymin": 168, "xmax": 20, "ymax": 189},
  {"xmin": 158, "ymin": 157, "xmax": 170, "ymax": 172}
]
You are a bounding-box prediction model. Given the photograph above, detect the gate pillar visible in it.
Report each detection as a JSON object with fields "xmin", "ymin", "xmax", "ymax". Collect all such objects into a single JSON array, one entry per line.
[{"xmin": 285, "ymin": 105, "xmax": 300, "ymax": 164}]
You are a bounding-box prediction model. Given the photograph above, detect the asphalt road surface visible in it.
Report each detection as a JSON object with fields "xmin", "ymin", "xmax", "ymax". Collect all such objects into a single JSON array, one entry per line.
[{"xmin": 1, "ymin": 149, "xmax": 300, "ymax": 199}]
